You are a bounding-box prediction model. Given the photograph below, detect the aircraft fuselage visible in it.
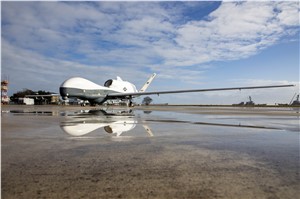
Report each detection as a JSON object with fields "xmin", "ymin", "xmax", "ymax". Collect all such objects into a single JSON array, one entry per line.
[
  {"xmin": 59, "ymin": 74, "xmax": 295, "ymax": 106},
  {"xmin": 60, "ymin": 87, "xmax": 110, "ymax": 104},
  {"xmin": 59, "ymin": 77, "xmax": 137, "ymax": 104}
]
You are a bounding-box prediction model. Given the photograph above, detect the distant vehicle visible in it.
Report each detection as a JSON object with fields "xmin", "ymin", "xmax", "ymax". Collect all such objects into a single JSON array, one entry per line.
[{"xmin": 60, "ymin": 73, "xmax": 294, "ymax": 106}]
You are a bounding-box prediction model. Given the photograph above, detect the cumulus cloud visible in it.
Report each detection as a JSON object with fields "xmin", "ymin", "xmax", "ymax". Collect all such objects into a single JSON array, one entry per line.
[
  {"xmin": 3, "ymin": 2, "xmax": 298, "ymax": 67},
  {"xmin": 1, "ymin": 1, "xmax": 299, "ymax": 103},
  {"xmin": 172, "ymin": 1, "xmax": 299, "ymax": 65}
]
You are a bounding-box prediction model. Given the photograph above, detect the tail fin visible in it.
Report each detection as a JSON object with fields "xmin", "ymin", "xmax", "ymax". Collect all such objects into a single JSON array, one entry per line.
[{"xmin": 139, "ymin": 73, "xmax": 157, "ymax": 92}]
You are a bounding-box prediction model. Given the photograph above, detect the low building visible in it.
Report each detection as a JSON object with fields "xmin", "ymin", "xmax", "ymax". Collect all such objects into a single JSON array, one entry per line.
[
  {"xmin": 18, "ymin": 98, "xmax": 34, "ymax": 105},
  {"xmin": 25, "ymin": 94, "xmax": 60, "ymax": 105}
]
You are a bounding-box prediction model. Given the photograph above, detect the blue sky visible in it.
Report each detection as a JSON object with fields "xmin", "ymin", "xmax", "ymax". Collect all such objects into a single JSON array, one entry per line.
[{"xmin": 1, "ymin": 1, "xmax": 299, "ymax": 104}]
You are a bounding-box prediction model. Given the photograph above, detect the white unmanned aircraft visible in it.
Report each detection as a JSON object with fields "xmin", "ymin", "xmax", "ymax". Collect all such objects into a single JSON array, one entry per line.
[{"xmin": 60, "ymin": 73, "xmax": 294, "ymax": 106}]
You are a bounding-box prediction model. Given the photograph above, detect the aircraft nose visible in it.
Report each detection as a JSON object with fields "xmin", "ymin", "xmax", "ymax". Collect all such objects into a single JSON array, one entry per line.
[{"xmin": 59, "ymin": 87, "xmax": 69, "ymax": 99}]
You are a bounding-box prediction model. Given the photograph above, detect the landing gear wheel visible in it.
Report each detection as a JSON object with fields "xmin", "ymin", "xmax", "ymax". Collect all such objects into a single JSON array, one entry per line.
[{"xmin": 129, "ymin": 101, "xmax": 133, "ymax": 107}]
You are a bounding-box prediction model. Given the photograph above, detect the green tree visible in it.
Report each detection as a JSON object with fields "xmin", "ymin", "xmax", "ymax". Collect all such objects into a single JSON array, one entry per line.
[{"xmin": 142, "ymin": 96, "xmax": 153, "ymax": 105}]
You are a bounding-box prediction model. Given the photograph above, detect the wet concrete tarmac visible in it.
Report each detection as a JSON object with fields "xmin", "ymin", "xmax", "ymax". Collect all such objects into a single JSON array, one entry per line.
[{"xmin": 1, "ymin": 105, "xmax": 299, "ymax": 198}]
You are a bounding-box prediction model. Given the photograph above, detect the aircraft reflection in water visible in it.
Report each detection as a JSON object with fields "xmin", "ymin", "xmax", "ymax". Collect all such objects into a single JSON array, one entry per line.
[
  {"xmin": 60, "ymin": 109, "xmax": 153, "ymax": 139},
  {"xmin": 60, "ymin": 109, "xmax": 284, "ymax": 140}
]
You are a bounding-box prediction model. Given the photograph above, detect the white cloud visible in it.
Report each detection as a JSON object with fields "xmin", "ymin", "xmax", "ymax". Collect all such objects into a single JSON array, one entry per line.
[
  {"xmin": 2, "ymin": 1, "xmax": 298, "ymax": 67},
  {"xmin": 1, "ymin": 1, "xmax": 299, "ymax": 104},
  {"xmin": 172, "ymin": 1, "xmax": 299, "ymax": 66},
  {"xmin": 276, "ymin": 2, "xmax": 299, "ymax": 26},
  {"xmin": 2, "ymin": 39, "xmax": 168, "ymax": 96}
]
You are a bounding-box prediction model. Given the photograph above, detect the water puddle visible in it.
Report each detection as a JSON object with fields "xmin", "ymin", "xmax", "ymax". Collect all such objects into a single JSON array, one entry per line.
[
  {"xmin": 2, "ymin": 106, "xmax": 299, "ymax": 198},
  {"xmin": 57, "ymin": 108, "xmax": 299, "ymax": 141}
]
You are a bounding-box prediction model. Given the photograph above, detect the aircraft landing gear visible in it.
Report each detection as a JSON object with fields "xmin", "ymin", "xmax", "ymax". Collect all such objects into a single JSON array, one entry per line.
[{"xmin": 129, "ymin": 100, "xmax": 133, "ymax": 107}]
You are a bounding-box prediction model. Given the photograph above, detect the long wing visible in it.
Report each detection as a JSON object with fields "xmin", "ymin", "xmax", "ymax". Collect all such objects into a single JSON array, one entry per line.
[{"xmin": 107, "ymin": 84, "xmax": 295, "ymax": 98}]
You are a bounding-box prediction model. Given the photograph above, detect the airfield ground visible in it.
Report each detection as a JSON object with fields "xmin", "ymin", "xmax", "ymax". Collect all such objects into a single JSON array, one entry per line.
[{"xmin": 1, "ymin": 105, "xmax": 299, "ymax": 198}]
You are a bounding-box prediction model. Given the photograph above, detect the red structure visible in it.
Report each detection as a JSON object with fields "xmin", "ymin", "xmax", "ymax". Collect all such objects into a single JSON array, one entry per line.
[{"xmin": 1, "ymin": 80, "xmax": 9, "ymax": 104}]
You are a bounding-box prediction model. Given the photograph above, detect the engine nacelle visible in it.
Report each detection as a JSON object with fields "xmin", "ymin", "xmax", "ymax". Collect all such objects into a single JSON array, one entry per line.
[{"xmin": 104, "ymin": 76, "xmax": 137, "ymax": 93}]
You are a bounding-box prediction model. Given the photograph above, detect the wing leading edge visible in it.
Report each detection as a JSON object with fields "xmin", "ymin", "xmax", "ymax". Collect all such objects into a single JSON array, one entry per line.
[{"xmin": 107, "ymin": 84, "xmax": 295, "ymax": 98}]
